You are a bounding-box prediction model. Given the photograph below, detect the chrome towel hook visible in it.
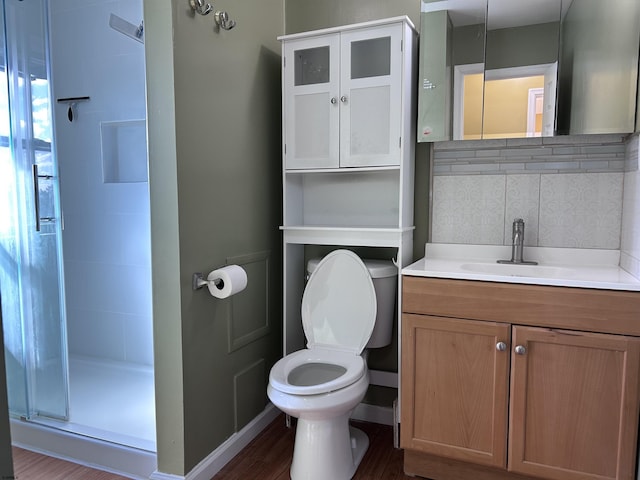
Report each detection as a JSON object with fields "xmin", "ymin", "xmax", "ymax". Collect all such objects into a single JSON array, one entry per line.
[
  {"xmin": 190, "ymin": 0, "xmax": 213, "ymax": 16},
  {"xmin": 189, "ymin": 0, "xmax": 237, "ymax": 31},
  {"xmin": 214, "ymin": 10, "xmax": 236, "ymax": 30}
]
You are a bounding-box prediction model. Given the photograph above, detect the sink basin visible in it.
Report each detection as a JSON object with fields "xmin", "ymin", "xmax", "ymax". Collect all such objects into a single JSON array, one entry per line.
[
  {"xmin": 460, "ymin": 262, "xmax": 571, "ymax": 279},
  {"xmin": 402, "ymin": 244, "xmax": 640, "ymax": 291}
]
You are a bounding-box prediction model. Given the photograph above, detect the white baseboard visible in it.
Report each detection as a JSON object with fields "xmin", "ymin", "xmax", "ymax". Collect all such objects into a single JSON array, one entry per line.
[
  {"xmin": 150, "ymin": 403, "xmax": 280, "ymax": 480},
  {"xmin": 149, "ymin": 472, "xmax": 184, "ymax": 480},
  {"xmin": 351, "ymin": 402, "xmax": 395, "ymax": 426},
  {"xmin": 368, "ymin": 369, "xmax": 398, "ymax": 389}
]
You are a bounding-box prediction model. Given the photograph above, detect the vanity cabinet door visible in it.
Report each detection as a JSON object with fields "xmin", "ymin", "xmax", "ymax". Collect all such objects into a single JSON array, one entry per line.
[
  {"xmin": 509, "ymin": 326, "xmax": 640, "ymax": 480},
  {"xmin": 401, "ymin": 314, "xmax": 511, "ymax": 468}
]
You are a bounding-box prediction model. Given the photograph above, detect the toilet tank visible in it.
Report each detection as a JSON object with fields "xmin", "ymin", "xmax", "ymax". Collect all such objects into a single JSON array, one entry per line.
[{"xmin": 307, "ymin": 257, "xmax": 397, "ymax": 348}]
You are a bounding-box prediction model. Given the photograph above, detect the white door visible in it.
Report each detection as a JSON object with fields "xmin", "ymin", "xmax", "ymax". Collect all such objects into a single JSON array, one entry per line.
[
  {"xmin": 339, "ymin": 24, "xmax": 402, "ymax": 167},
  {"xmin": 283, "ymin": 34, "xmax": 340, "ymax": 169}
]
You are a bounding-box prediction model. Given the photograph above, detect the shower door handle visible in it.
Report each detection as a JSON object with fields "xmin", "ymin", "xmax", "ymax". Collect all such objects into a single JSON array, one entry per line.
[
  {"xmin": 32, "ymin": 164, "xmax": 55, "ymax": 232},
  {"xmin": 32, "ymin": 164, "xmax": 42, "ymax": 232}
]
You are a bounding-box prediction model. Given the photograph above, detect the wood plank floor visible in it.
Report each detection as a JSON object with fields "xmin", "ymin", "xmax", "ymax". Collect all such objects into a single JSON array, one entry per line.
[
  {"xmin": 12, "ymin": 447, "xmax": 130, "ymax": 480},
  {"xmin": 12, "ymin": 415, "xmax": 414, "ymax": 479},
  {"xmin": 212, "ymin": 414, "xmax": 414, "ymax": 480}
]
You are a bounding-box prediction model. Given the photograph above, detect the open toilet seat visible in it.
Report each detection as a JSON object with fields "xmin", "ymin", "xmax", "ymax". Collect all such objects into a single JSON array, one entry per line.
[
  {"xmin": 269, "ymin": 347, "xmax": 366, "ymax": 396},
  {"xmin": 269, "ymin": 250, "xmax": 377, "ymax": 397}
]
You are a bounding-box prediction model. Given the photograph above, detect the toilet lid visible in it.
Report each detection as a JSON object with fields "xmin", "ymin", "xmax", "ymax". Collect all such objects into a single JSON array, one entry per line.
[{"xmin": 301, "ymin": 250, "xmax": 377, "ymax": 355}]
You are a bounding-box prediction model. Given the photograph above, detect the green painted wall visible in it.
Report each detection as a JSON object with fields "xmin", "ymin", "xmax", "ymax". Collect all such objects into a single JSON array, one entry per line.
[
  {"xmin": 485, "ymin": 22, "xmax": 560, "ymax": 71},
  {"xmin": 637, "ymin": 69, "xmax": 640, "ymax": 132},
  {"xmin": 452, "ymin": 23, "xmax": 485, "ymax": 66},
  {"xmin": 144, "ymin": 1, "xmax": 185, "ymax": 474},
  {"xmin": 285, "ymin": 0, "xmax": 419, "ymax": 34},
  {"xmin": 558, "ymin": 0, "xmax": 640, "ymax": 134},
  {"xmin": 145, "ymin": 0, "xmax": 284, "ymax": 475}
]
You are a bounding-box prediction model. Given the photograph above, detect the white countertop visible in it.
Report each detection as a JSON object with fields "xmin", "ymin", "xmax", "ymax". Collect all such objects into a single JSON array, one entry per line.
[{"xmin": 402, "ymin": 244, "xmax": 640, "ymax": 291}]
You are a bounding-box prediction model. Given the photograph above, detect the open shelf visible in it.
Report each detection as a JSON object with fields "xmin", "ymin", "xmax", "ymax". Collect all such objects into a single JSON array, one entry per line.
[{"xmin": 281, "ymin": 225, "xmax": 415, "ymax": 247}]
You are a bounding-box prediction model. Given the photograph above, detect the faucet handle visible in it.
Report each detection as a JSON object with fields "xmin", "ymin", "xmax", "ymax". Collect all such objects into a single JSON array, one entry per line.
[{"xmin": 513, "ymin": 218, "xmax": 525, "ymax": 232}]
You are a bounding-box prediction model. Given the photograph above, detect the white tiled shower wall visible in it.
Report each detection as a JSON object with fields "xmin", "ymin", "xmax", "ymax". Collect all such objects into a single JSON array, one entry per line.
[
  {"xmin": 50, "ymin": 0, "xmax": 152, "ymax": 365},
  {"xmin": 431, "ymin": 134, "xmax": 639, "ymax": 268}
]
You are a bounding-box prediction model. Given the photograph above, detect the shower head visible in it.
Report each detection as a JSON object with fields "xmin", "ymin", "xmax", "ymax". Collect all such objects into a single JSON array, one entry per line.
[{"xmin": 109, "ymin": 14, "xmax": 144, "ymax": 44}]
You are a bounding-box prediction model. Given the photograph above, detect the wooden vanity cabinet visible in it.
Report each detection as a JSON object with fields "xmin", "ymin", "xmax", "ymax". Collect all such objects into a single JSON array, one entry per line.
[
  {"xmin": 402, "ymin": 314, "xmax": 511, "ymax": 468},
  {"xmin": 401, "ymin": 276, "xmax": 640, "ymax": 480},
  {"xmin": 509, "ymin": 326, "xmax": 640, "ymax": 480}
]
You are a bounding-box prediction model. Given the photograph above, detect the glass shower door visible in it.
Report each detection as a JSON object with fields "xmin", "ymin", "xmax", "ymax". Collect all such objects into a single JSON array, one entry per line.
[{"xmin": 0, "ymin": 0, "xmax": 69, "ymax": 420}]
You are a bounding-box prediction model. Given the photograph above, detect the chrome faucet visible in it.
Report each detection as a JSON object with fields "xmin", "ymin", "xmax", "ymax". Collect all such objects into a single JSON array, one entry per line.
[{"xmin": 498, "ymin": 218, "xmax": 537, "ymax": 265}]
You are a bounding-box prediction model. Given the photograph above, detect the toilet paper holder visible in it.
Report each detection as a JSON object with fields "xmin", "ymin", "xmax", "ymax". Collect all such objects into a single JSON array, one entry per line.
[
  {"xmin": 192, "ymin": 265, "xmax": 248, "ymax": 299},
  {"xmin": 192, "ymin": 272, "xmax": 221, "ymax": 291}
]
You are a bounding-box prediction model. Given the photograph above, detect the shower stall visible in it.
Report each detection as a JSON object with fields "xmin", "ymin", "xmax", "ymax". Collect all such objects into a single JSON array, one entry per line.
[{"xmin": 0, "ymin": 0, "xmax": 155, "ymax": 474}]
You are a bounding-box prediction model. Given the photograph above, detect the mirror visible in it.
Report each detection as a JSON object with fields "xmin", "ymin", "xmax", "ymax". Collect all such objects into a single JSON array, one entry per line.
[
  {"xmin": 418, "ymin": 0, "xmax": 487, "ymax": 142},
  {"xmin": 557, "ymin": 0, "xmax": 640, "ymax": 135},
  {"xmin": 417, "ymin": 0, "xmax": 640, "ymax": 142},
  {"xmin": 481, "ymin": 0, "xmax": 562, "ymax": 139}
]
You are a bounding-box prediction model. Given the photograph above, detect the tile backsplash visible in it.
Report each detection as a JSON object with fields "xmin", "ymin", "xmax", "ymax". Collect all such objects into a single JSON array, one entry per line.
[{"xmin": 431, "ymin": 134, "xmax": 629, "ymax": 250}]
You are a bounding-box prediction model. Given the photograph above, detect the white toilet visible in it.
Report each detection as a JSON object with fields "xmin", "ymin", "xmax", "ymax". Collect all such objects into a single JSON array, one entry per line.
[{"xmin": 267, "ymin": 249, "xmax": 397, "ymax": 480}]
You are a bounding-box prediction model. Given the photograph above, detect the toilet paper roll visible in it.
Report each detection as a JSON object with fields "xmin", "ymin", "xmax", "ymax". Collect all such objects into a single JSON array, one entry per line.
[{"xmin": 206, "ymin": 265, "xmax": 247, "ymax": 299}]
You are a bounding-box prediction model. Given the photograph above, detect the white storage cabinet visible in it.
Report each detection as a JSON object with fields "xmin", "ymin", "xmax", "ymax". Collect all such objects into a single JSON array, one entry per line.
[{"xmin": 279, "ymin": 17, "xmax": 417, "ymax": 401}]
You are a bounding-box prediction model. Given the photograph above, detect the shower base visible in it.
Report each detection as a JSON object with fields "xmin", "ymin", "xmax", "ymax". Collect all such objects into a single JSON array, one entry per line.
[{"xmin": 10, "ymin": 355, "xmax": 156, "ymax": 479}]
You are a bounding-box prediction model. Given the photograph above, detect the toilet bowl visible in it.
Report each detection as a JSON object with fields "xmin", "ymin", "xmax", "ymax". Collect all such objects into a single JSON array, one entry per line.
[{"xmin": 267, "ymin": 249, "xmax": 379, "ymax": 480}]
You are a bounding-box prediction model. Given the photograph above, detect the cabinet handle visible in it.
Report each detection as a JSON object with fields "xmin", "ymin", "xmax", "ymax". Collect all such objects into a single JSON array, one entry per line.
[
  {"xmin": 330, "ymin": 97, "xmax": 337, "ymax": 104},
  {"xmin": 340, "ymin": 95, "xmax": 347, "ymax": 103},
  {"xmin": 496, "ymin": 342, "xmax": 507, "ymax": 351},
  {"xmin": 514, "ymin": 345, "xmax": 527, "ymax": 355}
]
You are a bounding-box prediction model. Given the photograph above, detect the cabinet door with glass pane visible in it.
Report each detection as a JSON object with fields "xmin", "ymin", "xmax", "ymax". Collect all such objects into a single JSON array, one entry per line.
[
  {"xmin": 283, "ymin": 34, "xmax": 340, "ymax": 169},
  {"xmin": 340, "ymin": 24, "xmax": 402, "ymax": 167}
]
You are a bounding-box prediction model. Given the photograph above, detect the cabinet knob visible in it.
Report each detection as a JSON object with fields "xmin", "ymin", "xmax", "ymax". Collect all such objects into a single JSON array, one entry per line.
[
  {"xmin": 496, "ymin": 342, "xmax": 507, "ymax": 351},
  {"xmin": 330, "ymin": 97, "xmax": 337, "ymax": 104},
  {"xmin": 515, "ymin": 345, "xmax": 527, "ymax": 355},
  {"xmin": 340, "ymin": 95, "xmax": 347, "ymax": 103}
]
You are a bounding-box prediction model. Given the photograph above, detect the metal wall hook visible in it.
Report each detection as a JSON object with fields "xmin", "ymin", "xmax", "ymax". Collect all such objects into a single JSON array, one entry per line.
[
  {"xmin": 190, "ymin": 0, "xmax": 213, "ymax": 16},
  {"xmin": 214, "ymin": 10, "xmax": 236, "ymax": 30}
]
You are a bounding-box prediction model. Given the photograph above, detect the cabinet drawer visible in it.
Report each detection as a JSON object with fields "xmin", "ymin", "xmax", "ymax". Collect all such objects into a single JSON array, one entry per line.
[{"xmin": 402, "ymin": 276, "xmax": 640, "ymax": 336}]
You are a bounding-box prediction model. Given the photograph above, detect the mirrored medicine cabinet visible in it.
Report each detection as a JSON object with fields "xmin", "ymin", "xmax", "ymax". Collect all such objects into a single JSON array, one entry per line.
[{"xmin": 417, "ymin": 0, "xmax": 640, "ymax": 142}]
